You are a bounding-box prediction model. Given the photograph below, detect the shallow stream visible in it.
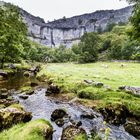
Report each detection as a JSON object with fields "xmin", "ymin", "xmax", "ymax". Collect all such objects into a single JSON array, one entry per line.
[{"xmin": 15, "ymin": 88, "xmax": 136, "ymax": 140}]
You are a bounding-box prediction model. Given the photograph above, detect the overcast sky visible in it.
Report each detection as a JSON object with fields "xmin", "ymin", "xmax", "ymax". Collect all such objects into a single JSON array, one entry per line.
[{"xmin": 3, "ymin": 0, "xmax": 129, "ymax": 22}]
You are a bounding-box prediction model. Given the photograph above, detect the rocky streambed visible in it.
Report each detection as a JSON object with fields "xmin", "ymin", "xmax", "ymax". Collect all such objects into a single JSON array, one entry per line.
[{"xmin": 15, "ymin": 88, "xmax": 137, "ymax": 140}]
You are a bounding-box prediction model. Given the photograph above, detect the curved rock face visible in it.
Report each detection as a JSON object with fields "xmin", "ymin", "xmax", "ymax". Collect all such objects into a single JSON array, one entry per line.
[{"xmin": 20, "ymin": 6, "xmax": 133, "ymax": 47}]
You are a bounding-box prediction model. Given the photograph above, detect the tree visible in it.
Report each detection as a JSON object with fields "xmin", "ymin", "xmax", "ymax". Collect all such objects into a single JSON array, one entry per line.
[
  {"xmin": 124, "ymin": 0, "xmax": 140, "ymax": 41},
  {"xmin": 0, "ymin": 3, "xmax": 28, "ymax": 68},
  {"xmin": 77, "ymin": 33, "xmax": 100, "ymax": 63},
  {"xmin": 108, "ymin": 35, "xmax": 127, "ymax": 59}
]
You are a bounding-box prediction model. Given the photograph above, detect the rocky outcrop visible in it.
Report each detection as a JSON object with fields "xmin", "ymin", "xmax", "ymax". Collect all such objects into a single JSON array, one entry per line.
[
  {"xmin": 0, "ymin": 105, "xmax": 32, "ymax": 131},
  {"xmin": 20, "ymin": 6, "xmax": 133, "ymax": 47}
]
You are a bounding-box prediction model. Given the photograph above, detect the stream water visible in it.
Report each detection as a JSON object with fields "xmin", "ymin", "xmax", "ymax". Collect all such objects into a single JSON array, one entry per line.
[{"xmin": 15, "ymin": 88, "xmax": 136, "ymax": 140}]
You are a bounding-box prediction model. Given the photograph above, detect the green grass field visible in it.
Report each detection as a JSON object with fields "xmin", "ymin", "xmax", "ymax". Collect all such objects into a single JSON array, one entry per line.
[
  {"xmin": 46, "ymin": 62, "xmax": 140, "ymax": 88},
  {"xmin": 38, "ymin": 62, "xmax": 140, "ymax": 115}
]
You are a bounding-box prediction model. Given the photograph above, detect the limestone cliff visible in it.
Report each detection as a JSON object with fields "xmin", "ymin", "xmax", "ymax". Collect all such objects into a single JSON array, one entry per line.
[{"xmin": 0, "ymin": 1, "xmax": 133, "ymax": 47}]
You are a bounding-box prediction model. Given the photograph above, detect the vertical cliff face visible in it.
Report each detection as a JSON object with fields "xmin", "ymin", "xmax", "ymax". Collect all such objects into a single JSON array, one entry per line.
[{"xmin": 19, "ymin": 6, "xmax": 133, "ymax": 47}]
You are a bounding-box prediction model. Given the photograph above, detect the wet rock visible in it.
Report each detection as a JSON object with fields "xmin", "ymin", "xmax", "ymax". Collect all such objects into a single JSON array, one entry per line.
[
  {"xmin": 46, "ymin": 83, "xmax": 60, "ymax": 95},
  {"xmin": 51, "ymin": 109, "xmax": 67, "ymax": 121},
  {"xmin": 30, "ymin": 82, "xmax": 38, "ymax": 87},
  {"xmin": 61, "ymin": 125, "xmax": 87, "ymax": 140},
  {"xmin": 76, "ymin": 121, "xmax": 82, "ymax": 127},
  {"xmin": 0, "ymin": 105, "xmax": 32, "ymax": 131},
  {"xmin": 99, "ymin": 104, "xmax": 129, "ymax": 125},
  {"xmin": 55, "ymin": 118, "xmax": 65, "ymax": 127},
  {"xmin": 81, "ymin": 112, "xmax": 95, "ymax": 119},
  {"xmin": 19, "ymin": 94, "xmax": 29, "ymax": 100}
]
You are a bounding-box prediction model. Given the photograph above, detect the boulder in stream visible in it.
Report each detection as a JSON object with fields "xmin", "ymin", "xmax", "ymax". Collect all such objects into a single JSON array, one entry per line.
[
  {"xmin": 61, "ymin": 125, "xmax": 87, "ymax": 140},
  {"xmin": 19, "ymin": 94, "xmax": 29, "ymax": 100},
  {"xmin": 46, "ymin": 83, "xmax": 60, "ymax": 95},
  {"xmin": 51, "ymin": 109, "xmax": 67, "ymax": 121},
  {"xmin": 80, "ymin": 112, "xmax": 95, "ymax": 119}
]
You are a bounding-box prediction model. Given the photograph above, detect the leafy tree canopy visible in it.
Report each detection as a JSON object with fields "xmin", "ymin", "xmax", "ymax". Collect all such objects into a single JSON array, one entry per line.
[{"xmin": 0, "ymin": 3, "xmax": 29, "ymax": 68}]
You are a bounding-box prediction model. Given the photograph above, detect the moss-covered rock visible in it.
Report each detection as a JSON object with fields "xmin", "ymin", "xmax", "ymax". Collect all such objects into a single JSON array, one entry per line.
[
  {"xmin": 46, "ymin": 83, "xmax": 60, "ymax": 95},
  {"xmin": 0, "ymin": 119, "xmax": 53, "ymax": 140},
  {"xmin": 98, "ymin": 104, "xmax": 129, "ymax": 125},
  {"xmin": 0, "ymin": 104, "xmax": 32, "ymax": 131},
  {"xmin": 124, "ymin": 117, "xmax": 140, "ymax": 138},
  {"xmin": 0, "ymin": 98, "xmax": 19, "ymax": 107},
  {"xmin": 61, "ymin": 125, "xmax": 87, "ymax": 140}
]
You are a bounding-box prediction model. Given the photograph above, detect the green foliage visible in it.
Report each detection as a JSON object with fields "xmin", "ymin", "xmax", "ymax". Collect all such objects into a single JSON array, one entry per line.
[
  {"xmin": 73, "ymin": 33, "xmax": 101, "ymax": 63},
  {"xmin": 74, "ymin": 134, "xmax": 87, "ymax": 140},
  {"xmin": 108, "ymin": 35, "xmax": 126, "ymax": 59},
  {"xmin": 121, "ymin": 40, "xmax": 140, "ymax": 60},
  {"xmin": 0, "ymin": 3, "xmax": 29, "ymax": 68},
  {"xmin": 130, "ymin": 5, "xmax": 140, "ymax": 41},
  {"xmin": 23, "ymin": 41, "xmax": 50, "ymax": 62},
  {"xmin": 48, "ymin": 45, "xmax": 75, "ymax": 62},
  {"xmin": 124, "ymin": 0, "xmax": 140, "ymax": 41}
]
